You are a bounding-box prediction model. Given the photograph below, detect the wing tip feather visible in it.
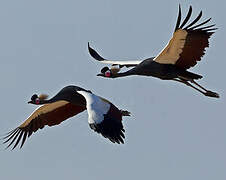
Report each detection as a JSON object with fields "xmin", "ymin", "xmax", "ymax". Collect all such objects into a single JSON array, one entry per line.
[
  {"xmin": 88, "ymin": 42, "xmax": 106, "ymax": 61},
  {"xmin": 179, "ymin": 5, "xmax": 192, "ymax": 29},
  {"xmin": 2, "ymin": 128, "xmax": 29, "ymax": 150},
  {"xmin": 175, "ymin": 4, "xmax": 182, "ymax": 31},
  {"xmin": 174, "ymin": 5, "xmax": 217, "ymax": 34}
]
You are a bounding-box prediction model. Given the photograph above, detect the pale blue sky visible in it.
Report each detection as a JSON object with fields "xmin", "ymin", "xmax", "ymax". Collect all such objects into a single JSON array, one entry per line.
[{"xmin": 1, "ymin": 0, "xmax": 226, "ymax": 180}]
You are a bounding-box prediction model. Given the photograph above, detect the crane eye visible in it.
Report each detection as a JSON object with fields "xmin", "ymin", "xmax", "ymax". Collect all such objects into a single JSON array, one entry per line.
[{"xmin": 105, "ymin": 70, "xmax": 111, "ymax": 77}]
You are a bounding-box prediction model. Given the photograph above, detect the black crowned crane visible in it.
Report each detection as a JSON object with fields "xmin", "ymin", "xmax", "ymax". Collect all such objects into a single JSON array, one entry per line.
[
  {"xmin": 88, "ymin": 5, "xmax": 219, "ymax": 98},
  {"xmin": 2, "ymin": 85, "xmax": 130, "ymax": 150}
]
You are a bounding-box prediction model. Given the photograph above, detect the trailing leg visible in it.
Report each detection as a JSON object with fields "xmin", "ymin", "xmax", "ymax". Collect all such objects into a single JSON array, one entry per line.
[
  {"xmin": 190, "ymin": 80, "xmax": 219, "ymax": 98},
  {"xmin": 172, "ymin": 79, "xmax": 219, "ymax": 98}
]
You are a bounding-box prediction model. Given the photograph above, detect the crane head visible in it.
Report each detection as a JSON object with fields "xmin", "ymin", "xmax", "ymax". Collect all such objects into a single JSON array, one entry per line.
[{"xmin": 28, "ymin": 94, "xmax": 48, "ymax": 104}]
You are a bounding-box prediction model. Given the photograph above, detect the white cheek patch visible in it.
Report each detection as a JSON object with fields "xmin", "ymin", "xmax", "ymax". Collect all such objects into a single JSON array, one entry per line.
[
  {"xmin": 77, "ymin": 91, "xmax": 111, "ymax": 124},
  {"xmin": 105, "ymin": 71, "xmax": 111, "ymax": 77},
  {"xmin": 35, "ymin": 98, "xmax": 40, "ymax": 104}
]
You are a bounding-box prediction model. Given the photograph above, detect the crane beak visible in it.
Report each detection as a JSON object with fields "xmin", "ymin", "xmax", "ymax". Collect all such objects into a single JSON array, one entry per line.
[
  {"xmin": 97, "ymin": 73, "xmax": 104, "ymax": 77},
  {"xmin": 28, "ymin": 101, "xmax": 32, "ymax": 104}
]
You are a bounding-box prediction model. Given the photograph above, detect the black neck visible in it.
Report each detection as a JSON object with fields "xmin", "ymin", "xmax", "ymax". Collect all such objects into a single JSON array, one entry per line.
[
  {"xmin": 38, "ymin": 99, "xmax": 53, "ymax": 104},
  {"xmin": 112, "ymin": 70, "xmax": 134, "ymax": 78}
]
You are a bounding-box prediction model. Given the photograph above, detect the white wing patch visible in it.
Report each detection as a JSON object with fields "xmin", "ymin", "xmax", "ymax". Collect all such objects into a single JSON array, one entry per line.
[
  {"xmin": 77, "ymin": 91, "xmax": 110, "ymax": 124},
  {"xmin": 98, "ymin": 60, "xmax": 142, "ymax": 65}
]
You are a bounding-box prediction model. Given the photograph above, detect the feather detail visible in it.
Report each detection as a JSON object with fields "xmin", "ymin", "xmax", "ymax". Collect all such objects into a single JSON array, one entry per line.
[
  {"xmin": 110, "ymin": 66, "xmax": 121, "ymax": 74},
  {"xmin": 38, "ymin": 94, "xmax": 49, "ymax": 100}
]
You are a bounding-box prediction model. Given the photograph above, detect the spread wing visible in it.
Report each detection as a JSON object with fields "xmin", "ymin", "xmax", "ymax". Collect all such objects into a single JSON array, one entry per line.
[
  {"xmin": 77, "ymin": 91, "xmax": 127, "ymax": 144},
  {"xmin": 90, "ymin": 102, "xmax": 126, "ymax": 144},
  {"xmin": 3, "ymin": 100, "xmax": 86, "ymax": 150},
  {"xmin": 88, "ymin": 42, "xmax": 142, "ymax": 67},
  {"xmin": 154, "ymin": 5, "xmax": 216, "ymax": 69}
]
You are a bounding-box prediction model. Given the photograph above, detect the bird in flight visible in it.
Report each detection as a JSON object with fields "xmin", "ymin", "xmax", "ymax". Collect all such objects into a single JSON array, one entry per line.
[
  {"xmin": 88, "ymin": 5, "xmax": 219, "ymax": 98},
  {"xmin": 2, "ymin": 85, "xmax": 130, "ymax": 150}
]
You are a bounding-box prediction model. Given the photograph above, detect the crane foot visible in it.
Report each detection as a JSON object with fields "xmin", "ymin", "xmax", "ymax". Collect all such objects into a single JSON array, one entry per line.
[{"xmin": 204, "ymin": 91, "xmax": 219, "ymax": 98}]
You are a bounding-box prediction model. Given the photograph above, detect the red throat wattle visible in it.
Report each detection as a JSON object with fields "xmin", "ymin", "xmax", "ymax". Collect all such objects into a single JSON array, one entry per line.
[
  {"xmin": 35, "ymin": 99, "xmax": 40, "ymax": 104},
  {"xmin": 105, "ymin": 71, "xmax": 111, "ymax": 77}
]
